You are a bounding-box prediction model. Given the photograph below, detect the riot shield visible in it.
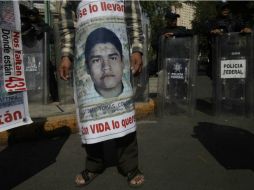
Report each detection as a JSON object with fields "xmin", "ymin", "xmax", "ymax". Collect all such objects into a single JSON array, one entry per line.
[
  {"xmin": 213, "ymin": 32, "xmax": 253, "ymax": 117},
  {"xmin": 23, "ymin": 38, "xmax": 45, "ymax": 104},
  {"xmin": 157, "ymin": 36, "xmax": 198, "ymax": 116}
]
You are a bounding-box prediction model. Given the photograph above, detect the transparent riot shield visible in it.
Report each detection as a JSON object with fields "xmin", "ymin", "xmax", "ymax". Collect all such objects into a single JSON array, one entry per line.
[
  {"xmin": 23, "ymin": 38, "xmax": 45, "ymax": 104},
  {"xmin": 157, "ymin": 36, "xmax": 198, "ymax": 116},
  {"xmin": 213, "ymin": 32, "xmax": 253, "ymax": 117}
]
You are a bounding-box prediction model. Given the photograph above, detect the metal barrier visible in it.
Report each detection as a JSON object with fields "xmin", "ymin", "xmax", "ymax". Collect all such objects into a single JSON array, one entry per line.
[
  {"xmin": 157, "ymin": 36, "xmax": 198, "ymax": 116},
  {"xmin": 212, "ymin": 32, "xmax": 253, "ymax": 117}
]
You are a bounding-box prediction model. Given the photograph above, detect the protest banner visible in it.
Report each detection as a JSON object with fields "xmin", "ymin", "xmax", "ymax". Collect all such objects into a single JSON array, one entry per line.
[
  {"xmin": 0, "ymin": 1, "xmax": 21, "ymax": 31},
  {"xmin": 0, "ymin": 51, "xmax": 32, "ymax": 132},
  {"xmin": 0, "ymin": 0, "xmax": 32, "ymax": 132},
  {"xmin": 0, "ymin": 0, "xmax": 27, "ymax": 93},
  {"xmin": 1, "ymin": 29, "xmax": 27, "ymax": 92},
  {"xmin": 74, "ymin": 0, "xmax": 136, "ymax": 144}
]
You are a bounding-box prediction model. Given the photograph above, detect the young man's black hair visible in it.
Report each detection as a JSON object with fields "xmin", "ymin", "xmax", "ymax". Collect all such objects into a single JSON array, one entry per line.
[{"xmin": 85, "ymin": 27, "xmax": 123, "ymax": 65}]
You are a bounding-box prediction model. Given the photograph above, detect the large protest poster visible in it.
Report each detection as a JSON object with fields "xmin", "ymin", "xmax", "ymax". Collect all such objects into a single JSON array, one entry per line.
[
  {"xmin": 0, "ymin": 1, "xmax": 32, "ymax": 132},
  {"xmin": 74, "ymin": 0, "xmax": 136, "ymax": 144},
  {"xmin": 0, "ymin": 1, "xmax": 26, "ymax": 92},
  {"xmin": 0, "ymin": 51, "xmax": 32, "ymax": 132},
  {"xmin": 0, "ymin": 29, "xmax": 27, "ymax": 92},
  {"xmin": 0, "ymin": 1, "xmax": 21, "ymax": 31}
]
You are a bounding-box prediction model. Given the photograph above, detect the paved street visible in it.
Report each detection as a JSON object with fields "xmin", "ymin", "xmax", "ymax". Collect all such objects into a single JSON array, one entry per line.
[{"xmin": 1, "ymin": 112, "xmax": 254, "ymax": 190}]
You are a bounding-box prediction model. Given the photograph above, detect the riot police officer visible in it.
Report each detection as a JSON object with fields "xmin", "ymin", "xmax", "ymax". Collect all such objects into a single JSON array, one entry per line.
[
  {"xmin": 206, "ymin": 1, "xmax": 252, "ymax": 79},
  {"xmin": 159, "ymin": 11, "xmax": 193, "ymax": 38},
  {"xmin": 206, "ymin": 1, "xmax": 253, "ymax": 115},
  {"xmin": 208, "ymin": 2, "xmax": 252, "ymax": 35},
  {"xmin": 150, "ymin": 11, "xmax": 192, "ymax": 76}
]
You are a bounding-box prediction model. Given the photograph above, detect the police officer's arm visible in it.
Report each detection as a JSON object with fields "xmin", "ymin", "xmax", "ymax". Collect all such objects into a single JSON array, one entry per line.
[
  {"xmin": 236, "ymin": 18, "xmax": 252, "ymax": 33},
  {"xmin": 163, "ymin": 32, "xmax": 174, "ymax": 38},
  {"xmin": 210, "ymin": 29, "xmax": 223, "ymax": 35},
  {"xmin": 125, "ymin": 0, "xmax": 144, "ymax": 75},
  {"xmin": 210, "ymin": 23, "xmax": 223, "ymax": 35},
  {"xmin": 240, "ymin": 20, "xmax": 252, "ymax": 33},
  {"xmin": 162, "ymin": 27, "xmax": 193, "ymax": 38},
  {"xmin": 58, "ymin": 1, "xmax": 77, "ymax": 80},
  {"xmin": 174, "ymin": 27, "xmax": 193, "ymax": 37},
  {"xmin": 241, "ymin": 27, "xmax": 252, "ymax": 33},
  {"xmin": 208, "ymin": 19, "xmax": 223, "ymax": 35}
]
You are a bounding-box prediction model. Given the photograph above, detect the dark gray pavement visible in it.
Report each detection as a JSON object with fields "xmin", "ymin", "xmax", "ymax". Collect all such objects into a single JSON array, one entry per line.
[
  {"xmin": 1, "ymin": 112, "xmax": 254, "ymax": 190},
  {"xmin": 1, "ymin": 75, "xmax": 254, "ymax": 190}
]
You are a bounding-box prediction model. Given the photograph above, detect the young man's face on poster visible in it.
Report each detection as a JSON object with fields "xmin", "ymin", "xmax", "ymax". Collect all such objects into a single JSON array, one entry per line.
[{"xmin": 88, "ymin": 42, "xmax": 124, "ymax": 94}]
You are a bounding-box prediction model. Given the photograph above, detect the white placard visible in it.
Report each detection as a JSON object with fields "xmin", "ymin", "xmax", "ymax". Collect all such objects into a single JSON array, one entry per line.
[{"xmin": 220, "ymin": 59, "xmax": 246, "ymax": 79}]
